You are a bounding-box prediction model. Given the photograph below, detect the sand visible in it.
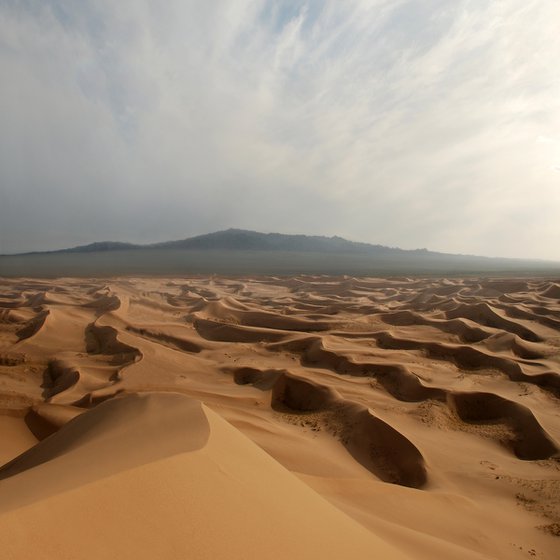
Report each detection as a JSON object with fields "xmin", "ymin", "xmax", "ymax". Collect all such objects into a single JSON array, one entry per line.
[{"xmin": 0, "ymin": 275, "xmax": 558, "ymax": 559}]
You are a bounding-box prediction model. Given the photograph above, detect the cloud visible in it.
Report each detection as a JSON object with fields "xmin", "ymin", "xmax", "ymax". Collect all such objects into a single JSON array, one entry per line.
[{"xmin": 1, "ymin": 0, "xmax": 559, "ymax": 258}]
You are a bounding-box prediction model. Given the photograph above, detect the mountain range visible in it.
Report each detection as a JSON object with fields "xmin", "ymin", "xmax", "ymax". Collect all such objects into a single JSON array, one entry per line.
[
  {"xmin": 1, "ymin": 229, "xmax": 558, "ymax": 277},
  {"xmin": 50, "ymin": 229, "xmax": 433, "ymax": 256}
]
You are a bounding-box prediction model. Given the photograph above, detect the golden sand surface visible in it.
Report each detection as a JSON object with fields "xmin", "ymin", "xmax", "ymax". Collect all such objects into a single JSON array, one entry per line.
[{"xmin": 0, "ymin": 276, "xmax": 559, "ymax": 559}]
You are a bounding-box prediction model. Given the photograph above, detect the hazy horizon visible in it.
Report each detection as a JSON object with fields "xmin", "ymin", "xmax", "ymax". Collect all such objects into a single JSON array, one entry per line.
[
  {"xmin": 1, "ymin": 1, "xmax": 559, "ymax": 259},
  {"xmin": 2, "ymin": 227, "xmax": 560, "ymax": 263}
]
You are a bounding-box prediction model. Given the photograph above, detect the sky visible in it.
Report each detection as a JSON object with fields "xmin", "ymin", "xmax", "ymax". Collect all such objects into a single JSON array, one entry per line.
[{"xmin": 1, "ymin": 0, "xmax": 559, "ymax": 259}]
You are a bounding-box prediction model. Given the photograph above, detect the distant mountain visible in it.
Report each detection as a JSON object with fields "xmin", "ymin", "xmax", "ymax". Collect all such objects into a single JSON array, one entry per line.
[
  {"xmin": 2, "ymin": 229, "xmax": 558, "ymax": 278},
  {"xmin": 153, "ymin": 229, "xmax": 430, "ymax": 254},
  {"xmin": 60, "ymin": 241, "xmax": 142, "ymax": 253},
  {"xmin": 28, "ymin": 229, "xmax": 438, "ymax": 256}
]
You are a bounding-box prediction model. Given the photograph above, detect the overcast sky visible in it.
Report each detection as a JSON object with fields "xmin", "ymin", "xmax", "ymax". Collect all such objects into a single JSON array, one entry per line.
[{"xmin": 1, "ymin": 1, "xmax": 559, "ymax": 258}]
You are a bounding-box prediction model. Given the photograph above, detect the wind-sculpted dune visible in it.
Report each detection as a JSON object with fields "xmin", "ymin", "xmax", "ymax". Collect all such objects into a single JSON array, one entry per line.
[
  {"xmin": 0, "ymin": 275, "xmax": 559, "ymax": 559},
  {"xmin": 447, "ymin": 392, "xmax": 558, "ymax": 460},
  {"xmin": 269, "ymin": 371, "xmax": 428, "ymax": 487}
]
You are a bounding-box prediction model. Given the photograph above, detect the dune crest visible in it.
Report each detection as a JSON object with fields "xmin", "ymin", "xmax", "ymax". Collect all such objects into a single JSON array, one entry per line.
[{"xmin": 0, "ymin": 392, "xmax": 407, "ymax": 560}]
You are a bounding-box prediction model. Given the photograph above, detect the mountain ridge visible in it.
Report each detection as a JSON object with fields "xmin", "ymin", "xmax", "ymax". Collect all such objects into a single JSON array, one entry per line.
[
  {"xmin": 6, "ymin": 228, "xmax": 504, "ymax": 261},
  {"xmin": 2, "ymin": 229, "xmax": 558, "ymax": 278}
]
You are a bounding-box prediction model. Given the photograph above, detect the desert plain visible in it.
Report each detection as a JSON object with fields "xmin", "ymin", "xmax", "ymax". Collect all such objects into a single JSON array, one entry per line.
[{"xmin": 0, "ymin": 275, "xmax": 558, "ymax": 559}]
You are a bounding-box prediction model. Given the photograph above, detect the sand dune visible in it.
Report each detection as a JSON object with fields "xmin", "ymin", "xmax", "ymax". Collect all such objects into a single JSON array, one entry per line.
[
  {"xmin": 0, "ymin": 393, "xmax": 408, "ymax": 560},
  {"xmin": 0, "ymin": 275, "xmax": 559, "ymax": 559}
]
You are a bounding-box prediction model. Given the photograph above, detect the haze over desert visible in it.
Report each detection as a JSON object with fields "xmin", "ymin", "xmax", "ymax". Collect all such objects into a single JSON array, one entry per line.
[
  {"xmin": 0, "ymin": 275, "xmax": 558, "ymax": 559},
  {"xmin": 2, "ymin": 0, "xmax": 560, "ymax": 557}
]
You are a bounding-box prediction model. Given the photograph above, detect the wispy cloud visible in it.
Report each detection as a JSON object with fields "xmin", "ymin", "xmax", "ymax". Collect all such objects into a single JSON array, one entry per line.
[{"xmin": 1, "ymin": 0, "xmax": 559, "ymax": 258}]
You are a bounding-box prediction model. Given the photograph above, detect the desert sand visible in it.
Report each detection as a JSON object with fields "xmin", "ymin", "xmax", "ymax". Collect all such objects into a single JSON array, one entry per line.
[{"xmin": 0, "ymin": 275, "xmax": 558, "ymax": 559}]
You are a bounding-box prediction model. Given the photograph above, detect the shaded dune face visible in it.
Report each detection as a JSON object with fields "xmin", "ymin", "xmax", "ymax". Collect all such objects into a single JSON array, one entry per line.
[
  {"xmin": 0, "ymin": 276, "xmax": 559, "ymax": 559},
  {"xmin": 0, "ymin": 393, "xmax": 211, "ymax": 488},
  {"xmin": 268, "ymin": 371, "xmax": 427, "ymax": 487},
  {"xmin": 446, "ymin": 392, "xmax": 558, "ymax": 460}
]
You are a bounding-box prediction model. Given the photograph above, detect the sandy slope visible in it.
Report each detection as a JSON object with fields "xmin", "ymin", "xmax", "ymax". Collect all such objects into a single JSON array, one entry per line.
[{"xmin": 0, "ymin": 276, "xmax": 559, "ymax": 559}]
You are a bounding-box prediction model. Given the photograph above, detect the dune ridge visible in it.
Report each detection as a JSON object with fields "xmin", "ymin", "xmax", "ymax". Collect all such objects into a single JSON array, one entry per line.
[{"xmin": 0, "ymin": 275, "xmax": 559, "ymax": 559}]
